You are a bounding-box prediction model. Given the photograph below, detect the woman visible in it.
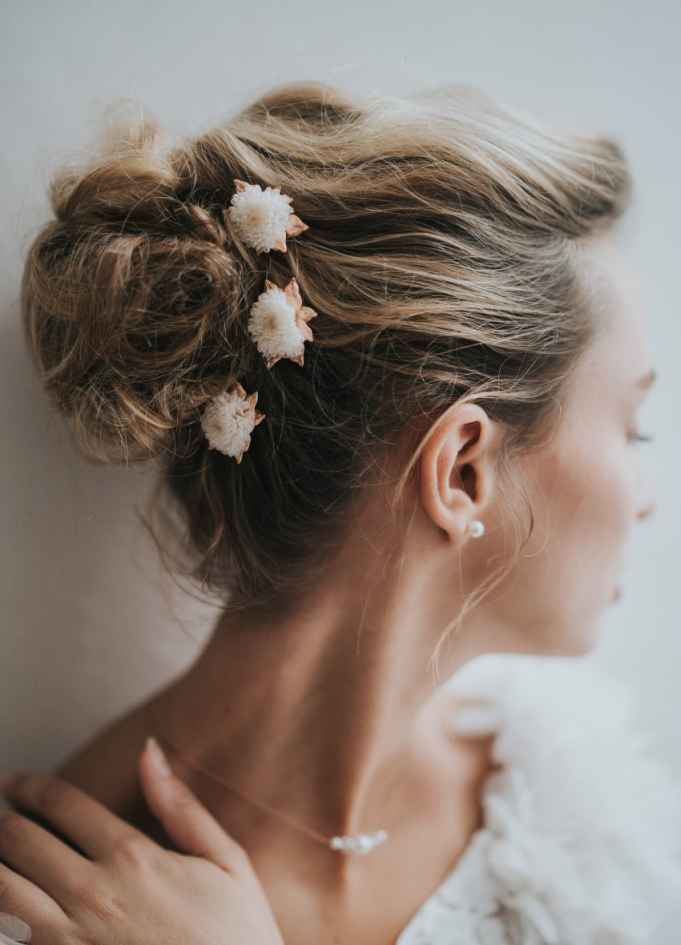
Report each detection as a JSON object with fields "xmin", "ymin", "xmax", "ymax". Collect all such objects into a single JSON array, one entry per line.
[{"xmin": 1, "ymin": 80, "xmax": 680, "ymax": 944}]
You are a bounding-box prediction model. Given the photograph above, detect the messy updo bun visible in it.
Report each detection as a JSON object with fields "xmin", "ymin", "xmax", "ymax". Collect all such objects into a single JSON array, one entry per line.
[
  {"xmin": 21, "ymin": 119, "xmax": 255, "ymax": 464},
  {"xmin": 21, "ymin": 80, "xmax": 631, "ymax": 617}
]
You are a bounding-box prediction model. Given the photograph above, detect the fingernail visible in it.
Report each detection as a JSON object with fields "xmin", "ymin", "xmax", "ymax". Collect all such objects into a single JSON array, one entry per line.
[{"xmin": 146, "ymin": 737, "xmax": 172, "ymax": 778}]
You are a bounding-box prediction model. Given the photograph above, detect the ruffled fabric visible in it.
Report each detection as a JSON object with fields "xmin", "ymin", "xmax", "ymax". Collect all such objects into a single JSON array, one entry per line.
[{"xmin": 396, "ymin": 654, "xmax": 681, "ymax": 945}]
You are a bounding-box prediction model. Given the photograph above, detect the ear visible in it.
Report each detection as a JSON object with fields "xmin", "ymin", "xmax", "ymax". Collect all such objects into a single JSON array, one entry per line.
[{"xmin": 419, "ymin": 402, "xmax": 497, "ymax": 543}]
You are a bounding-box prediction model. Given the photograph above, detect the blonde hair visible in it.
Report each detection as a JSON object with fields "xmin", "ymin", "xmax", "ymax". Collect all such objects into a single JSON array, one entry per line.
[{"xmin": 20, "ymin": 80, "xmax": 631, "ymax": 661}]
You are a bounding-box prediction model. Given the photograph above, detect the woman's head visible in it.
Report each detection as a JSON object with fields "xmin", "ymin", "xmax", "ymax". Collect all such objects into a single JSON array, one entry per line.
[
  {"xmin": 415, "ymin": 232, "xmax": 655, "ymax": 667},
  {"xmin": 20, "ymin": 81, "xmax": 639, "ymax": 661}
]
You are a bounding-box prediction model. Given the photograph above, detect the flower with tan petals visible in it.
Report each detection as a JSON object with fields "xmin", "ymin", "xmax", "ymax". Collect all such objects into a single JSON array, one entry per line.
[
  {"xmin": 227, "ymin": 180, "xmax": 309, "ymax": 255},
  {"xmin": 201, "ymin": 381, "xmax": 266, "ymax": 462},
  {"xmin": 247, "ymin": 277, "xmax": 318, "ymax": 368}
]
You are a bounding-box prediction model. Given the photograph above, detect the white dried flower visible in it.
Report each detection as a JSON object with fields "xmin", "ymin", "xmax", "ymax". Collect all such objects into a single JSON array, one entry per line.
[
  {"xmin": 247, "ymin": 277, "xmax": 318, "ymax": 369},
  {"xmin": 201, "ymin": 381, "xmax": 265, "ymax": 463},
  {"xmin": 227, "ymin": 180, "xmax": 309, "ymax": 255}
]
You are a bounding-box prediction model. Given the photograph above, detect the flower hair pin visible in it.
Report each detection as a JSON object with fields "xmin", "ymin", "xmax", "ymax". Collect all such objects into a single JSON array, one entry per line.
[
  {"xmin": 248, "ymin": 276, "xmax": 317, "ymax": 369},
  {"xmin": 227, "ymin": 180, "xmax": 309, "ymax": 255},
  {"xmin": 202, "ymin": 182, "xmax": 317, "ymax": 461},
  {"xmin": 200, "ymin": 381, "xmax": 265, "ymax": 463}
]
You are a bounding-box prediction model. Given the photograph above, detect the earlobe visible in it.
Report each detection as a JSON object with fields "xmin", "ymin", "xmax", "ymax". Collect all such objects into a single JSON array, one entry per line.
[{"xmin": 419, "ymin": 402, "xmax": 494, "ymax": 543}]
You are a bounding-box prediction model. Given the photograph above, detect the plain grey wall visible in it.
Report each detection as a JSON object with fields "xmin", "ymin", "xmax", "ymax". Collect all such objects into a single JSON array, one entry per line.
[{"xmin": 2, "ymin": 0, "xmax": 680, "ymax": 939}]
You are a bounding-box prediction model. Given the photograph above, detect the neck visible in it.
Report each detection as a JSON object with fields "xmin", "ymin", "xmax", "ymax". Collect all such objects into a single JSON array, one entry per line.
[{"xmin": 146, "ymin": 515, "xmax": 485, "ymax": 874}]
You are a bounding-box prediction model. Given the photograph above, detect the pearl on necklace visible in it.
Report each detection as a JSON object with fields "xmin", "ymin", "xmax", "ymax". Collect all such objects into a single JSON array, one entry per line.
[{"xmin": 329, "ymin": 829, "xmax": 389, "ymax": 855}]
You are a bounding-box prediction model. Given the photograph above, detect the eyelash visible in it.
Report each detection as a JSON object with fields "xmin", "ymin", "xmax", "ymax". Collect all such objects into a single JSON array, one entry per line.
[{"xmin": 629, "ymin": 432, "xmax": 653, "ymax": 445}]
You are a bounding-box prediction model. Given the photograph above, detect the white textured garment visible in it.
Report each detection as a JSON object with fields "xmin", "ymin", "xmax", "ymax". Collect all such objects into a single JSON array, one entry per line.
[{"xmin": 395, "ymin": 653, "xmax": 681, "ymax": 945}]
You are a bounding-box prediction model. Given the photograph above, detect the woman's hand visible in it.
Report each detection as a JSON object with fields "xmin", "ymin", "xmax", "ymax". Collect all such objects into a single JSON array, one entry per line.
[{"xmin": 0, "ymin": 738, "xmax": 285, "ymax": 944}]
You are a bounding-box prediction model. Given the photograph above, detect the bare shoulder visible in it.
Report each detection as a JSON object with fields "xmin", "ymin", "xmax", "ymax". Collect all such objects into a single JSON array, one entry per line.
[
  {"xmin": 51, "ymin": 697, "xmax": 174, "ymax": 848},
  {"xmin": 52, "ymin": 702, "xmax": 146, "ymax": 797}
]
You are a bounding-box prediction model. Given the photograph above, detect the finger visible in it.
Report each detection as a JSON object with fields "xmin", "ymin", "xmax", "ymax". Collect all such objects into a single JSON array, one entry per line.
[
  {"xmin": 0, "ymin": 807, "xmax": 92, "ymax": 906},
  {"xmin": 140, "ymin": 737, "xmax": 249, "ymax": 872},
  {"xmin": 0, "ymin": 772, "xmax": 147, "ymax": 862},
  {"xmin": 0, "ymin": 905, "xmax": 68, "ymax": 945},
  {"xmin": 0, "ymin": 832, "xmax": 67, "ymax": 928},
  {"xmin": 0, "ymin": 861, "xmax": 65, "ymax": 921}
]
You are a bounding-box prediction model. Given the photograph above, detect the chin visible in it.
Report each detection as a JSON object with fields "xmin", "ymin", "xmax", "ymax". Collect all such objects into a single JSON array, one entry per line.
[
  {"xmin": 560, "ymin": 633, "xmax": 600, "ymax": 657},
  {"xmin": 550, "ymin": 614, "xmax": 603, "ymax": 657},
  {"xmin": 516, "ymin": 615, "xmax": 602, "ymax": 658}
]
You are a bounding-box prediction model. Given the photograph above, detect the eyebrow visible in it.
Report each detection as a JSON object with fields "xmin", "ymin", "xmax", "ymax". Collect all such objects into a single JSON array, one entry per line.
[{"xmin": 636, "ymin": 368, "xmax": 657, "ymax": 389}]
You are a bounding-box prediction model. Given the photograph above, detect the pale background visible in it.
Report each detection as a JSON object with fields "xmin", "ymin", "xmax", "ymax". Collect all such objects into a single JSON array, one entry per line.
[{"xmin": 2, "ymin": 0, "xmax": 680, "ymax": 939}]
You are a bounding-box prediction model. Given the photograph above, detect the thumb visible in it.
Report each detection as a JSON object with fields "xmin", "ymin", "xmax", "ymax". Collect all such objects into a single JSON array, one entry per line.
[{"xmin": 139, "ymin": 736, "xmax": 249, "ymax": 873}]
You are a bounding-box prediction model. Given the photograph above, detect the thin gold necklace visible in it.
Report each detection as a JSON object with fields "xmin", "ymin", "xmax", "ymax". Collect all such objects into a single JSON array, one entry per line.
[{"xmin": 157, "ymin": 737, "xmax": 390, "ymax": 856}]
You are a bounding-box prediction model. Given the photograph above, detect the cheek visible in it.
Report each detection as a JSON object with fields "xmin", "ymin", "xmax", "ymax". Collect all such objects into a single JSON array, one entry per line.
[
  {"xmin": 475, "ymin": 431, "xmax": 643, "ymax": 655},
  {"xmin": 538, "ymin": 435, "xmax": 637, "ymax": 579}
]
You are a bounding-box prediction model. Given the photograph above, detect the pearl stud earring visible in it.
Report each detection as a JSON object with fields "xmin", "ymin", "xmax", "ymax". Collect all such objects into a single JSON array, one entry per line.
[{"xmin": 467, "ymin": 520, "xmax": 485, "ymax": 539}]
